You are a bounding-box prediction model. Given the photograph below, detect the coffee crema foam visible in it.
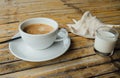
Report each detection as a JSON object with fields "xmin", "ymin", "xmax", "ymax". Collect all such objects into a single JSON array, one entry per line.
[{"xmin": 23, "ymin": 24, "xmax": 54, "ymax": 34}]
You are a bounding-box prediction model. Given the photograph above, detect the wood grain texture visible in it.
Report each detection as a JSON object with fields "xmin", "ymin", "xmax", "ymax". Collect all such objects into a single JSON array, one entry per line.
[
  {"xmin": 98, "ymin": 71, "xmax": 120, "ymax": 78},
  {"xmin": 0, "ymin": 50, "xmax": 120, "ymax": 77},
  {"xmin": 0, "ymin": 0, "xmax": 120, "ymax": 78},
  {"xmin": 0, "ymin": 56, "xmax": 120, "ymax": 78}
]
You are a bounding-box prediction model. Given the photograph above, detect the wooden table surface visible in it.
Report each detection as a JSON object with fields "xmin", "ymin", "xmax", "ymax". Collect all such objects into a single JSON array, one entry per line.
[{"xmin": 0, "ymin": 0, "xmax": 120, "ymax": 78}]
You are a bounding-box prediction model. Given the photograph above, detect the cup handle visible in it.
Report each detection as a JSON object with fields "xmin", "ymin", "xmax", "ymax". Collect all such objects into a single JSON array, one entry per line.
[{"xmin": 55, "ymin": 28, "xmax": 68, "ymax": 42}]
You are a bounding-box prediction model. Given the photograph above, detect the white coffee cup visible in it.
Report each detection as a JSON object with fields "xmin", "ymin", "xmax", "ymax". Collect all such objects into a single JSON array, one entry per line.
[{"xmin": 19, "ymin": 18, "xmax": 68, "ymax": 50}]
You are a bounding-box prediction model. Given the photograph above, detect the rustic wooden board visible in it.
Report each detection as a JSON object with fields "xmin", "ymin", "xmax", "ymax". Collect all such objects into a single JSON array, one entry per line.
[
  {"xmin": 0, "ymin": 0, "xmax": 119, "ymax": 25},
  {"xmin": 0, "ymin": 0, "xmax": 120, "ymax": 78},
  {"xmin": 0, "ymin": 55, "xmax": 120, "ymax": 78},
  {"xmin": 98, "ymin": 71, "xmax": 120, "ymax": 78}
]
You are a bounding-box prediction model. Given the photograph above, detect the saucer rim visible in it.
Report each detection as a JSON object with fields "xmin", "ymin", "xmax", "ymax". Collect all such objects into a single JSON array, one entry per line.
[{"xmin": 9, "ymin": 33, "xmax": 71, "ymax": 62}]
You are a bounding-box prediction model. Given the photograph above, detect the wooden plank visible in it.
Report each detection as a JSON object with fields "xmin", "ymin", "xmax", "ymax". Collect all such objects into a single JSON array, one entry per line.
[
  {"xmin": 0, "ymin": 0, "xmax": 119, "ymax": 24},
  {"xmin": 65, "ymin": 1, "xmax": 120, "ymax": 14},
  {"xmin": 0, "ymin": 0, "xmax": 76, "ymax": 5},
  {"xmin": 0, "ymin": 47, "xmax": 94, "ymax": 73},
  {"xmin": 0, "ymin": 10, "xmax": 80, "ymax": 24},
  {"xmin": 62, "ymin": 0, "xmax": 120, "ymax": 4},
  {"xmin": 0, "ymin": 23, "xmax": 18, "ymax": 38},
  {"xmin": 65, "ymin": 1, "xmax": 120, "ymax": 9},
  {"xmin": 15, "ymin": 0, "xmax": 63, "ymax": 4},
  {"xmin": 93, "ymin": 11, "xmax": 120, "ymax": 18},
  {"xmin": 0, "ymin": 0, "xmax": 120, "ymax": 25},
  {"xmin": 15, "ymin": 1, "xmax": 70, "ymax": 14},
  {"xmin": 107, "ymin": 20, "xmax": 120, "ymax": 25},
  {"xmin": 71, "ymin": 37, "xmax": 93, "ymax": 49},
  {"xmin": 100, "ymin": 15, "xmax": 120, "ymax": 22},
  {"xmin": 17, "ymin": 11, "xmax": 119, "ymax": 25},
  {"xmin": 47, "ymin": 63, "xmax": 120, "ymax": 78},
  {"xmin": 98, "ymin": 71, "xmax": 120, "ymax": 78},
  {"xmin": 68, "ymin": 33, "xmax": 77, "ymax": 37},
  {"xmin": 0, "ymin": 0, "xmax": 71, "ymax": 16},
  {"xmin": 0, "ymin": 10, "xmax": 119, "ymax": 27},
  {"xmin": 0, "ymin": 54, "xmax": 120, "ymax": 78},
  {"xmin": 0, "ymin": 49, "xmax": 120, "ymax": 75}
]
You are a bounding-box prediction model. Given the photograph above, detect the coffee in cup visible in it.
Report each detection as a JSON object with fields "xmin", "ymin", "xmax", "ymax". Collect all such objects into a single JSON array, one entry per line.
[
  {"xmin": 23, "ymin": 24, "xmax": 54, "ymax": 34},
  {"xmin": 19, "ymin": 18, "xmax": 68, "ymax": 50}
]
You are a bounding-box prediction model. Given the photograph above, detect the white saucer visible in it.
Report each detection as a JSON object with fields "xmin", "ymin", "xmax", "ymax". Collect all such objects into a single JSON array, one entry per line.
[{"xmin": 9, "ymin": 33, "xmax": 71, "ymax": 62}]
